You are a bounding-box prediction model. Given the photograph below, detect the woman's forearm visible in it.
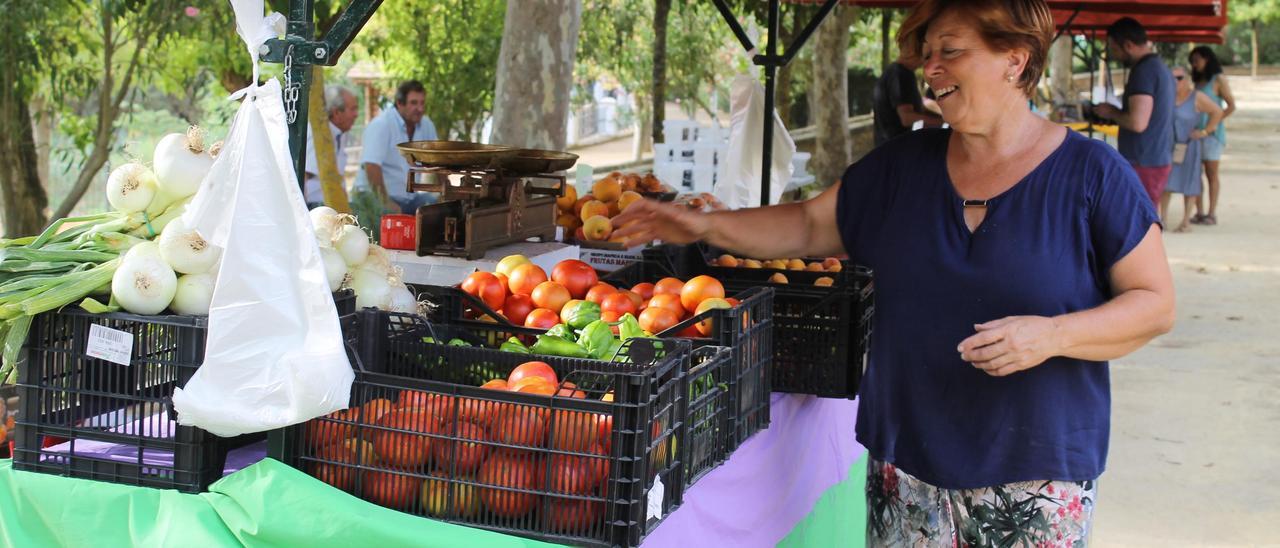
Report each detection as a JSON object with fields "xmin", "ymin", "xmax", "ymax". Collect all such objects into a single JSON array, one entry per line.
[{"xmin": 1053, "ymin": 288, "xmax": 1174, "ymax": 362}]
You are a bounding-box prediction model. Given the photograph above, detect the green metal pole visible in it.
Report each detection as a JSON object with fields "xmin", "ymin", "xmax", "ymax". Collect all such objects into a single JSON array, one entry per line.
[{"xmin": 285, "ymin": 0, "xmax": 315, "ymax": 194}]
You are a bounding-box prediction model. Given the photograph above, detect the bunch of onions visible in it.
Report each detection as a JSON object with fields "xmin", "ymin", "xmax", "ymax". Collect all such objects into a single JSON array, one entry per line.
[
  {"xmin": 307, "ymin": 205, "xmax": 417, "ymax": 313},
  {"xmin": 154, "ymin": 126, "xmax": 215, "ymax": 200},
  {"xmin": 111, "ymin": 243, "xmax": 178, "ymax": 315}
]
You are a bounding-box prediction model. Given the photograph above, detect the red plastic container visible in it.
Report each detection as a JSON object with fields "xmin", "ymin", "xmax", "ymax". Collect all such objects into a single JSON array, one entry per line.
[{"xmin": 381, "ymin": 214, "xmax": 416, "ymax": 250}]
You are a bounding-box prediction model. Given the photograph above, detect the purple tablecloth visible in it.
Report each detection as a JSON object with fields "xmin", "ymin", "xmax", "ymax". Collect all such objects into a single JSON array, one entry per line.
[
  {"xmin": 642, "ymin": 393, "xmax": 862, "ymax": 547},
  {"xmin": 41, "ymin": 414, "xmax": 268, "ymax": 475}
]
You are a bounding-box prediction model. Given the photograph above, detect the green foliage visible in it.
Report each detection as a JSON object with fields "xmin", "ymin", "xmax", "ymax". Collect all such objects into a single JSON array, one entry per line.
[
  {"xmin": 361, "ymin": 0, "xmax": 504, "ymax": 141},
  {"xmin": 578, "ymin": 0, "xmax": 736, "ymax": 122},
  {"xmin": 1232, "ymin": 0, "xmax": 1280, "ymax": 23}
]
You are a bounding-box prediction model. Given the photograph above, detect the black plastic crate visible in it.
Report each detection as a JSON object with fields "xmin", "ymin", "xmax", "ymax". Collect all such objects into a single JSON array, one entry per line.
[
  {"xmin": 12, "ymin": 309, "xmax": 257, "ymax": 493},
  {"xmin": 416, "ymin": 281, "xmax": 769, "ymax": 451},
  {"xmin": 597, "ymin": 267, "xmax": 773, "ymax": 448},
  {"xmin": 270, "ymin": 309, "xmax": 703, "ymax": 547},
  {"xmin": 618, "ymin": 243, "xmax": 874, "ymax": 400}
]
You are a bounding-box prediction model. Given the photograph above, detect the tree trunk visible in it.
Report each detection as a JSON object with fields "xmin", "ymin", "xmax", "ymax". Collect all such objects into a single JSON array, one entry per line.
[
  {"xmin": 1048, "ymin": 35, "xmax": 1074, "ymax": 107},
  {"xmin": 1251, "ymin": 20, "xmax": 1259, "ymax": 78},
  {"xmin": 31, "ymin": 95, "xmax": 53, "ymax": 192},
  {"xmin": 881, "ymin": 9, "xmax": 892, "ymax": 72},
  {"xmin": 0, "ymin": 89, "xmax": 49, "ymax": 238},
  {"xmin": 651, "ymin": 0, "xmax": 672, "ymax": 147},
  {"xmin": 490, "ymin": 0, "xmax": 582, "ymax": 151},
  {"xmin": 809, "ymin": 6, "xmax": 859, "ymax": 188},
  {"xmin": 775, "ymin": 10, "xmax": 802, "ymax": 129},
  {"xmin": 308, "ymin": 66, "xmax": 351, "ymax": 212}
]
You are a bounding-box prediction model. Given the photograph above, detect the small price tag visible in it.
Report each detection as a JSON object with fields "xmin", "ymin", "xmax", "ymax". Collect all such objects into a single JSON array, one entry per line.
[
  {"xmin": 86, "ymin": 324, "xmax": 133, "ymax": 366},
  {"xmin": 646, "ymin": 475, "xmax": 665, "ymax": 521}
]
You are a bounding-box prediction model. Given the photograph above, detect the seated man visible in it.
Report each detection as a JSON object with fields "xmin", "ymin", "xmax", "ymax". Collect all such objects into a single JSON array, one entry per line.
[
  {"xmin": 361, "ymin": 80, "xmax": 439, "ymax": 214},
  {"xmin": 303, "ymin": 85, "xmax": 358, "ymax": 208}
]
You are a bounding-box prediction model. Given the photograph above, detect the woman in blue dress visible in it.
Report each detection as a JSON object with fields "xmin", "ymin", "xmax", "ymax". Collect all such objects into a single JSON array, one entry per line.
[
  {"xmin": 1163, "ymin": 66, "xmax": 1224, "ymax": 233},
  {"xmin": 1188, "ymin": 46, "xmax": 1236, "ymax": 226},
  {"xmin": 614, "ymin": 0, "xmax": 1175, "ymax": 544}
]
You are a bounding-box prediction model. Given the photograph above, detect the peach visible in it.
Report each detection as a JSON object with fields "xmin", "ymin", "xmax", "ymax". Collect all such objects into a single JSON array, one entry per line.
[
  {"xmin": 557, "ymin": 183, "xmax": 578, "ymax": 211},
  {"xmin": 593, "ymin": 177, "xmax": 623, "ymax": 202},
  {"xmin": 582, "ymin": 215, "xmax": 613, "ymax": 241},
  {"xmin": 618, "ymin": 190, "xmax": 643, "ymax": 211},
  {"xmin": 580, "ymin": 200, "xmax": 610, "ymax": 222},
  {"xmin": 768, "ymin": 273, "xmax": 789, "ymax": 284}
]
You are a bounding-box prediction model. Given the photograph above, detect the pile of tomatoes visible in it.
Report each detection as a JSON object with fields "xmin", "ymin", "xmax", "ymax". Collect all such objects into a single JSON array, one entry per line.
[
  {"xmin": 305, "ymin": 360, "xmax": 669, "ymax": 534},
  {"xmin": 460, "ymin": 258, "xmax": 736, "ymax": 338}
]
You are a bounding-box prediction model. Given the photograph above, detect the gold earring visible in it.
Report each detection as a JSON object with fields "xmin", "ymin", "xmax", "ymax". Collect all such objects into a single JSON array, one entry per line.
[{"xmin": 1005, "ymin": 74, "xmax": 1015, "ymax": 82}]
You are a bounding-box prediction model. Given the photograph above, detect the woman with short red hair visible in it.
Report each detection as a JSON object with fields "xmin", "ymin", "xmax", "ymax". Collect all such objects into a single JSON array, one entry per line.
[{"xmin": 614, "ymin": 0, "xmax": 1174, "ymax": 543}]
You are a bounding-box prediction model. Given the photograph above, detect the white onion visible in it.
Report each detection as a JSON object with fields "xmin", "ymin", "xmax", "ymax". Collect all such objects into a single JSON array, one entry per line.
[
  {"xmin": 309, "ymin": 206, "xmax": 341, "ymax": 247},
  {"xmin": 153, "ymin": 127, "xmax": 214, "ymax": 199},
  {"xmin": 112, "ymin": 242, "xmax": 178, "ymax": 315},
  {"xmin": 319, "ymin": 247, "xmax": 348, "ymax": 292},
  {"xmin": 387, "ymin": 283, "xmax": 417, "ymax": 314},
  {"xmin": 361, "ymin": 244, "xmax": 394, "ymax": 275},
  {"xmin": 336, "ymin": 225, "xmax": 370, "ymax": 266},
  {"xmin": 349, "ymin": 267, "xmax": 392, "ymax": 309},
  {"xmin": 106, "ymin": 163, "xmax": 158, "ymax": 214},
  {"xmin": 170, "ymin": 273, "xmax": 216, "ymax": 315},
  {"xmin": 157, "ymin": 217, "xmax": 220, "ymax": 274}
]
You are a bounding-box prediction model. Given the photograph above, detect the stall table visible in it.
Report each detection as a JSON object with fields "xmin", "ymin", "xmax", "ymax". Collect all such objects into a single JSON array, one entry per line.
[{"xmin": 0, "ymin": 394, "xmax": 867, "ymax": 547}]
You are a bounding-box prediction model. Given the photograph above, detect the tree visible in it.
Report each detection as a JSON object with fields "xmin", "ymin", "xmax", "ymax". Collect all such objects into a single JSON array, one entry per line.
[
  {"xmin": 809, "ymin": 6, "xmax": 859, "ymax": 188},
  {"xmin": 491, "ymin": 0, "xmax": 582, "ymax": 150},
  {"xmin": 364, "ymin": 0, "xmax": 505, "ymax": 141},
  {"xmin": 0, "ymin": 1, "xmax": 59, "ymax": 238},
  {"xmin": 1232, "ymin": 0, "xmax": 1280, "ymax": 76}
]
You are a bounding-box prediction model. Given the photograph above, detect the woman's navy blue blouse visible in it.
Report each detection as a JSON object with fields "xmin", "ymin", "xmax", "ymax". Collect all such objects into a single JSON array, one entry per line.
[{"xmin": 836, "ymin": 128, "xmax": 1159, "ymax": 489}]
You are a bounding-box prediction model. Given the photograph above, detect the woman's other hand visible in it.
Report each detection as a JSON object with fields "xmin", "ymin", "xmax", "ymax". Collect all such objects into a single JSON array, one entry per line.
[
  {"xmin": 958, "ymin": 316, "xmax": 1063, "ymax": 376},
  {"xmin": 611, "ymin": 199, "xmax": 711, "ymax": 248}
]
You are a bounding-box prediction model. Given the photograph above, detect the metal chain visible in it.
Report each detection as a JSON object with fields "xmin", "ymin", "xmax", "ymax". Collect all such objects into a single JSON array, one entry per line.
[{"xmin": 283, "ymin": 44, "xmax": 300, "ymax": 124}]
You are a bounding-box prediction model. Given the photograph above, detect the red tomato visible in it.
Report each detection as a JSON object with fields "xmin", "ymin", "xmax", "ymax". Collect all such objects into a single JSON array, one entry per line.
[
  {"xmin": 502, "ymin": 294, "xmax": 535, "ymax": 326},
  {"xmin": 618, "ymin": 290, "xmax": 644, "ymax": 311},
  {"xmin": 630, "ymin": 283, "xmax": 655, "ymax": 301},
  {"xmin": 600, "ymin": 292, "xmax": 638, "ymax": 322},
  {"xmin": 584, "ymin": 283, "xmax": 617, "ymax": 305},
  {"xmin": 364, "ymin": 470, "xmax": 421, "ymax": 510},
  {"xmin": 639, "ymin": 307, "xmax": 680, "ymax": 335},
  {"xmin": 646, "ymin": 294, "xmax": 685, "ymax": 318},
  {"xmin": 461, "ymin": 272, "xmax": 505, "ymax": 312},
  {"xmin": 524, "ymin": 308, "xmax": 560, "ymax": 329},
  {"xmin": 478, "ymin": 452, "xmax": 539, "ymax": 518},
  {"xmin": 531, "ymin": 281, "xmax": 571, "ymax": 313},
  {"xmin": 508, "ymin": 361, "xmax": 558, "ymax": 386},
  {"xmin": 680, "ymin": 275, "xmax": 725, "ymax": 313},
  {"xmin": 493, "ymin": 272, "xmax": 510, "ymax": 296},
  {"xmin": 507, "ymin": 264, "xmax": 548, "ymax": 297},
  {"xmin": 652, "ymin": 277, "xmax": 685, "ymax": 297},
  {"xmin": 676, "ymin": 323, "xmax": 703, "ymax": 338},
  {"xmin": 552, "ymin": 260, "xmax": 599, "ymax": 299}
]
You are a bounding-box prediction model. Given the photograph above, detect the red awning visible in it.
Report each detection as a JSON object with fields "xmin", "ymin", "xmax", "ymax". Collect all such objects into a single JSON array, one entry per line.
[{"xmin": 784, "ymin": 0, "xmax": 1226, "ymax": 41}]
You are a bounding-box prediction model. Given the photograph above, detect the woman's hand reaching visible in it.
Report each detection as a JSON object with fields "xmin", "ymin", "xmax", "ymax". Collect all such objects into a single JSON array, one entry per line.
[{"xmin": 610, "ymin": 199, "xmax": 712, "ymax": 248}]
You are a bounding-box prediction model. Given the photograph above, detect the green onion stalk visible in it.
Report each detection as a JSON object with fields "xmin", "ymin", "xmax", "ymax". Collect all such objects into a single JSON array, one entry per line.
[{"xmin": 0, "ymin": 196, "xmax": 189, "ymax": 383}]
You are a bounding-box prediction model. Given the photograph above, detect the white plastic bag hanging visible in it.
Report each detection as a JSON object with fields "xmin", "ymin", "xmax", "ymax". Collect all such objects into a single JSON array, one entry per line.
[
  {"xmin": 715, "ymin": 72, "xmax": 795, "ymax": 209},
  {"xmin": 171, "ymin": 0, "xmax": 352, "ymax": 437}
]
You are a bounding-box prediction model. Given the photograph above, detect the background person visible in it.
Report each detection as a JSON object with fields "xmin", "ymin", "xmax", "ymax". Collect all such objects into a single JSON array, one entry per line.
[
  {"xmin": 1091, "ymin": 17, "xmax": 1175, "ymax": 207},
  {"xmin": 1163, "ymin": 66, "xmax": 1224, "ymax": 233},
  {"xmin": 614, "ymin": 0, "xmax": 1174, "ymax": 543},
  {"xmin": 1188, "ymin": 46, "xmax": 1235, "ymax": 226},
  {"xmin": 303, "ymin": 85, "xmax": 358, "ymax": 209},
  {"xmin": 361, "ymin": 80, "xmax": 439, "ymax": 214},
  {"xmin": 873, "ymin": 53, "xmax": 944, "ymax": 146}
]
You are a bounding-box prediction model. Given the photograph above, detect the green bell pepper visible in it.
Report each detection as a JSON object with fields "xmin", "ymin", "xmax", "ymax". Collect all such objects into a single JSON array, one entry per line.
[
  {"xmin": 562, "ymin": 300, "xmax": 601, "ymax": 330},
  {"xmin": 499, "ymin": 337, "xmax": 531, "ymax": 354},
  {"xmin": 579, "ymin": 319, "xmax": 616, "ymax": 360},
  {"xmin": 447, "ymin": 338, "xmax": 472, "ymax": 347},
  {"xmin": 531, "ymin": 335, "xmax": 590, "ymax": 358},
  {"xmin": 546, "ymin": 323, "xmax": 576, "ymax": 342},
  {"xmin": 618, "ymin": 313, "xmax": 645, "ymax": 342}
]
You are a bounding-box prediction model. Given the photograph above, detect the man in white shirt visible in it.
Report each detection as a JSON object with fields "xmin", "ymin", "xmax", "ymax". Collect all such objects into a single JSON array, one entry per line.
[
  {"xmin": 361, "ymin": 80, "xmax": 439, "ymax": 214},
  {"xmin": 304, "ymin": 85, "xmax": 358, "ymax": 207}
]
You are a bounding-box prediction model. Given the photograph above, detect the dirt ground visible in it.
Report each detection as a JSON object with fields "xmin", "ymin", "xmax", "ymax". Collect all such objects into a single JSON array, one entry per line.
[{"xmin": 1090, "ymin": 73, "xmax": 1280, "ymax": 545}]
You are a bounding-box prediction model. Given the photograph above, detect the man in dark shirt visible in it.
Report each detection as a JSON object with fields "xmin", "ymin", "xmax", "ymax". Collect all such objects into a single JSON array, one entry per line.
[
  {"xmin": 1092, "ymin": 17, "xmax": 1175, "ymax": 206},
  {"xmin": 873, "ymin": 55, "xmax": 943, "ymax": 146}
]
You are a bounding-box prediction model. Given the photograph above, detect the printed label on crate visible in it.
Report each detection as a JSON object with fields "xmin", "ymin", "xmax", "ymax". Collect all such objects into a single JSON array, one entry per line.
[
  {"xmin": 85, "ymin": 324, "xmax": 133, "ymax": 366},
  {"xmin": 647, "ymin": 475, "xmax": 665, "ymax": 520},
  {"xmin": 580, "ymin": 247, "xmax": 644, "ymax": 272}
]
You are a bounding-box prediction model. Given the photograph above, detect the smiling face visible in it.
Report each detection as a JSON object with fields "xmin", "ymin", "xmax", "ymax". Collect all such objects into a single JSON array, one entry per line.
[{"xmin": 921, "ymin": 9, "xmax": 1030, "ymax": 134}]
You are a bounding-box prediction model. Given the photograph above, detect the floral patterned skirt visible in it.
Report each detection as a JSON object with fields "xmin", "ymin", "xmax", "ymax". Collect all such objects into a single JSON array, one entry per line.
[{"xmin": 866, "ymin": 458, "xmax": 1097, "ymax": 548}]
